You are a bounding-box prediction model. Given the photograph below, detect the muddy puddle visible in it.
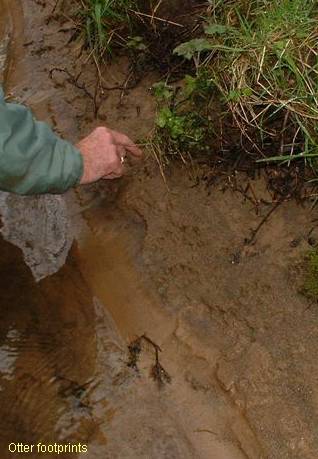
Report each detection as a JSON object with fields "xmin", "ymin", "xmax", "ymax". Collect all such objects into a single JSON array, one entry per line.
[{"xmin": 1, "ymin": 1, "xmax": 318, "ymax": 458}]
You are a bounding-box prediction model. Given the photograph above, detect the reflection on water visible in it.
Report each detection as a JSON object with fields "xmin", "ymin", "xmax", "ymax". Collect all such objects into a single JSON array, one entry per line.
[{"xmin": 0, "ymin": 236, "xmax": 99, "ymax": 458}]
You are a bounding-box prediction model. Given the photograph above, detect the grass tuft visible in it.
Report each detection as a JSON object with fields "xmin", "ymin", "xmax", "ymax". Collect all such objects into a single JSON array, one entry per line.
[
  {"xmin": 153, "ymin": 0, "xmax": 318, "ymax": 170},
  {"xmin": 74, "ymin": 1, "xmax": 318, "ymax": 180},
  {"xmin": 77, "ymin": 0, "xmax": 136, "ymax": 57}
]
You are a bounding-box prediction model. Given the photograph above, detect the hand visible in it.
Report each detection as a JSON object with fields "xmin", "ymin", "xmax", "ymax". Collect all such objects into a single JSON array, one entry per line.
[{"xmin": 76, "ymin": 126, "xmax": 142, "ymax": 185}]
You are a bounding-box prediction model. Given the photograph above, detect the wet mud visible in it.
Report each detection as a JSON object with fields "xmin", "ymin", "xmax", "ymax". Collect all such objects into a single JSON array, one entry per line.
[{"xmin": 1, "ymin": 1, "xmax": 318, "ymax": 458}]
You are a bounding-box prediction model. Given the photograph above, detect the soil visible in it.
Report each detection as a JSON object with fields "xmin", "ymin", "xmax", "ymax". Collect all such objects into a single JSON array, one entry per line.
[{"xmin": 1, "ymin": 1, "xmax": 318, "ymax": 459}]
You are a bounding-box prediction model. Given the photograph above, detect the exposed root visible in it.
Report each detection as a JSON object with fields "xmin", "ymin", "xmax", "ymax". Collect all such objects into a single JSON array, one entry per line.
[
  {"xmin": 244, "ymin": 201, "xmax": 281, "ymax": 246},
  {"xmin": 127, "ymin": 334, "xmax": 171, "ymax": 388}
]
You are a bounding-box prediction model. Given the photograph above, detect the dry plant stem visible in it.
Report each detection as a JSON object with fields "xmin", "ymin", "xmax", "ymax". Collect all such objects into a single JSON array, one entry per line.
[
  {"xmin": 195, "ymin": 429, "xmax": 218, "ymax": 436},
  {"xmin": 288, "ymin": 126, "xmax": 301, "ymax": 166},
  {"xmin": 280, "ymin": 111, "xmax": 290, "ymax": 154},
  {"xmin": 127, "ymin": 334, "xmax": 171, "ymax": 387},
  {"xmin": 49, "ymin": 67, "xmax": 94, "ymax": 100},
  {"xmin": 149, "ymin": 144, "xmax": 169, "ymax": 188},
  {"xmin": 150, "ymin": 0, "xmax": 163, "ymax": 29},
  {"xmin": 129, "ymin": 9, "xmax": 184, "ymax": 28},
  {"xmin": 245, "ymin": 202, "xmax": 281, "ymax": 246},
  {"xmin": 51, "ymin": 0, "xmax": 60, "ymax": 14},
  {"xmin": 119, "ymin": 70, "xmax": 134, "ymax": 104},
  {"xmin": 141, "ymin": 334, "xmax": 162, "ymax": 352}
]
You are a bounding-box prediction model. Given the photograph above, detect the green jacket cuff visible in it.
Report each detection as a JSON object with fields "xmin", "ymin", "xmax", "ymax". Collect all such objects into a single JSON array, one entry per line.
[{"xmin": 0, "ymin": 86, "xmax": 83, "ymax": 195}]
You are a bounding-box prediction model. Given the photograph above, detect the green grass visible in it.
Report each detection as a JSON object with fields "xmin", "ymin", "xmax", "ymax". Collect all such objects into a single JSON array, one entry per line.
[
  {"xmin": 153, "ymin": 0, "xmax": 318, "ymax": 167},
  {"xmin": 78, "ymin": 0, "xmax": 136, "ymax": 57},
  {"xmin": 75, "ymin": 1, "xmax": 318, "ymax": 174}
]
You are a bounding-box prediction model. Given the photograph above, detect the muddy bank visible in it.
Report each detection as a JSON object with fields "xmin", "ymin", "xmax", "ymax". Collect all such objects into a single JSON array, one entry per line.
[{"xmin": 1, "ymin": 1, "xmax": 318, "ymax": 458}]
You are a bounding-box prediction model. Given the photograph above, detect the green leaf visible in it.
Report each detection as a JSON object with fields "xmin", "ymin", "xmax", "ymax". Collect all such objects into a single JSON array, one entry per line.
[
  {"xmin": 184, "ymin": 75, "xmax": 197, "ymax": 96},
  {"xmin": 242, "ymin": 87, "xmax": 253, "ymax": 96},
  {"xmin": 204, "ymin": 23, "xmax": 228, "ymax": 35},
  {"xmin": 156, "ymin": 107, "xmax": 172, "ymax": 128},
  {"xmin": 227, "ymin": 90, "xmax": 241, "ymax": 102},
  {"xmin": 226, "ymin": 87, "xmax": 253, "ymax": 101},
  {"xmin": 153, "ymin": 82, "xmax": 173, "ymax": 100},
  {"xmin": 127, "ymin": 36, "xmax": 147, "ymax": 51},
  {"xmin": 173, "ymin": 39, "xmax": 213, "ymax": 60},
  {"xmin": 170, "ymin": 117, "xmax": 185, "ymax": 138}
]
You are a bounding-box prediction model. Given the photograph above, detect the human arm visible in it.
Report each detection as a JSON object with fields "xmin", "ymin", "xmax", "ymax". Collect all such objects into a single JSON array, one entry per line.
[
  {"xmin": 0, "ymin": 88, "xmax": 141, "ymax": 195},
  {"xmin": 0, "ymin": 87, "xmax": 83, "ymax": 194}
]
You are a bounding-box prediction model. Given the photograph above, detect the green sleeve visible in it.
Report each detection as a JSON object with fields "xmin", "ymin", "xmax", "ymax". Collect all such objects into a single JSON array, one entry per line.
[{"xmin": 0, "ymin": 87, "xmax": 83, "ymax": 194}]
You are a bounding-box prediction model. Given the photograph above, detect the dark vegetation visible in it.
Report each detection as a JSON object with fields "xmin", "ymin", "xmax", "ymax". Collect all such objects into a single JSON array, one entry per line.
[
  {"xmin": 72, "ymin": 1, "xmax": 318, "ymax": 295},
  {"xmin": 72, "ymin": 2, "xmax": 317, "ymax": 202},
  {"xmin": 76, "ymin": 0, "xmax": 318, "ymax": 193},
  {"xmin": 127, "ymin": 334, "xmax": 171, "ymax": 388}
]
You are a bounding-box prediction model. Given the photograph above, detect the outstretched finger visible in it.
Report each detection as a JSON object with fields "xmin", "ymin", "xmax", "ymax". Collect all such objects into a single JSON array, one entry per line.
[
  {"xmin": 102, "ymin": 172, "xmax": 122, "ymax": 180},
  {"xmin": 111, "ymin": 130, "xmax": 143, "ymax": 158}
]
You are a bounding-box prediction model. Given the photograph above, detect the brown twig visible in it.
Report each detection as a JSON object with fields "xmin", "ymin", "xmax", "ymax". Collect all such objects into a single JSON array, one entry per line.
[
  {"xmin": 49, "ymin": 67, "xmax": 97, "ymax": 114},
  {"xmin": 51, "ymin": 0, "xmax": 60, "ymax": 14},
  {"xmin": 129, "ymin": 9, "xmax": 184, "ymax": 28},
  {"xmin": 119, "ymin": 69, "xmax": 135, "ymax": 104},
  {"xmin": 141, "ymin": 333, "xmax": 162, "ymax": 352},
  {"xmin": 127, "ymin": 334, "xmax": 171, "ymax": 388},
  {"xmin": 195, "ymin": 429, "xmax": 218, "ymax": 436},
  {"xmin": 245, "ymin": 201, "xmax": 281, "ymax": 245}
]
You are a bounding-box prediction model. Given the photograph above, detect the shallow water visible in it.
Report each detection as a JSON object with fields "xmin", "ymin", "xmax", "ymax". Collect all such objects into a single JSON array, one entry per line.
[{"xmin": 0, "ymin": 237, "xmax": 99, "ymax": 456}]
